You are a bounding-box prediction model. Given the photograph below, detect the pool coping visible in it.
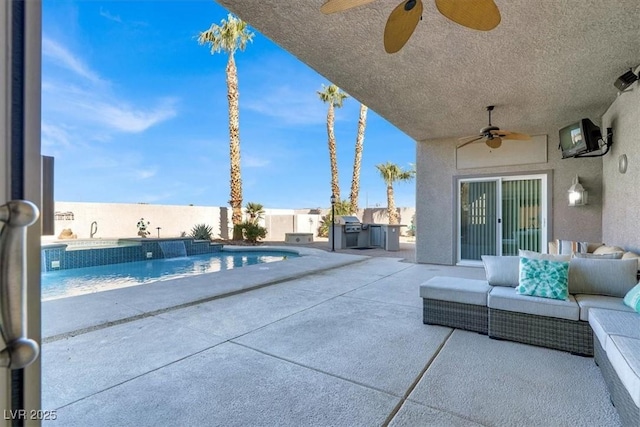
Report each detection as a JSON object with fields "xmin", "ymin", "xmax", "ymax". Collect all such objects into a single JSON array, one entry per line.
[{"xmin": 42, "ymin": 246, "xmax": 369, "ymax": 341}]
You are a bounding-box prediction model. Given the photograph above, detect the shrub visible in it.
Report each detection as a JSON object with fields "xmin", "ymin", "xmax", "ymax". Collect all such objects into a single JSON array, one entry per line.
[
  {"xmin": 232, "ymin": 224, "xmax": 244, "ymax": 241},
  {"xmin": 190, "ymin": 223, "xmax": 213, "ymax": 241},
  {"xmin": 240, "ymin": 221, "xmax": 267, "ymax": 244},
  {"xmin": 136, "ymin": 218, "xmax": 150, "ymax": 238},
  {"xmin": 245, "ymin": 202, "xmax": 265, "ymax": 224}
]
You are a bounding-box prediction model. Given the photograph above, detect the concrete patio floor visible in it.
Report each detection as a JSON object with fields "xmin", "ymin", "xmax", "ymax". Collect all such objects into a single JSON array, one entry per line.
[{"xmin": 41, "ymin": 247, "xmax": 620, "ymax": 426}]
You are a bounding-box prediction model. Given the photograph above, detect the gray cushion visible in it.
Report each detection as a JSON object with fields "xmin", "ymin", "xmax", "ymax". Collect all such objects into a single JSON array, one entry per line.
[
  {"xmin": 420, "ymin": 276, "xmax": 491, "ymax": 306},
  {"xmin": 488, "ymin": 286, "xmax": 579, "ymax": 321},
  {"xmin": 573, "ymin": 252, "xmax": 624, "ymax": 259},
  {"xmin": 568, "ymin": 258, "xmax": 638, "ymax": 297},
  {"xmin": 588, "ymin": 308, "xmax": 640, "ymax": 352},
  {"xmin": 574, "ymin": 294, "xmax": 635, "ymax": 321},
  {"xmin": 481, "ymin": 255, "xmax": 519, "ymax": 287},
  {"xmin": 607, "ymin": 336, "xmax": 640, "ymax": 407}
]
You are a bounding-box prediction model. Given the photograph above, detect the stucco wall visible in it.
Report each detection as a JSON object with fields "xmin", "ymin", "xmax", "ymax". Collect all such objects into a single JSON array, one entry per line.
[
  {"xmin": 601, "ymin": 78, "xmax": 640, "ymax": 253},
  {"xmin": 48, "ymin": 202, "xmax": 413, "ymax": 242},
  {"xmin": 361, "ymin": 207, "xmax": 415, "ymax": 232},
  {"xmin": 416, "ymin": 127, "xmax": 603, "ymax": 265},
  {"xmin": 52, "ymin": 202, "xmax": 227, "ymax": 240}
]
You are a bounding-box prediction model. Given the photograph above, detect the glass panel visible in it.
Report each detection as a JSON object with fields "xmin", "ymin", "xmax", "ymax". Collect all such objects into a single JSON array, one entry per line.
[
  {"xmin": 460, "ymin": 181, "xmax": 497, "ymax": 260},
  {"xmin": 501, "ymin": 179, "xmax": 541, "ymax": 254}
]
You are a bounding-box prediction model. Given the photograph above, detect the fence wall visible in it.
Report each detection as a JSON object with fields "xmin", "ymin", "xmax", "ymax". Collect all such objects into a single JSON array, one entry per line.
[{"xmin": 48, "ymin": 202, "xmax": 415, "ymax": 241}]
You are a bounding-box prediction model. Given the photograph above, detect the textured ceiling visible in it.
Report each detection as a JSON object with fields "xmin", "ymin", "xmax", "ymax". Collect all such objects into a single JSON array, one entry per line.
[{"xmin": 218, "ymin": 0, "xmax": 640, "ymax": 142}]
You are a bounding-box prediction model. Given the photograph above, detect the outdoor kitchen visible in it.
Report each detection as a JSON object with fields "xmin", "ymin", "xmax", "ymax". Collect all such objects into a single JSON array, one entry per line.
[{"xmin": 329, "ymin": 216, "xmax": 403, "ymax": 251}]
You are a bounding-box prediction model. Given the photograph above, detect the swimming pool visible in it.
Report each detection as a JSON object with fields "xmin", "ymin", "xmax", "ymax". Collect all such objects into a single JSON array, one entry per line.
[{"xmin": 41, "ymin": 250, "xmax": 299, "ymax": 301}]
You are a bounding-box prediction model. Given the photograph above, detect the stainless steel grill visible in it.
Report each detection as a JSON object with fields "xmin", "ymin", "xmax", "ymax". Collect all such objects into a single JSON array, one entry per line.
[{"xmin": 336, "ymin": 215, "xmax": 362, "ymax": 233}]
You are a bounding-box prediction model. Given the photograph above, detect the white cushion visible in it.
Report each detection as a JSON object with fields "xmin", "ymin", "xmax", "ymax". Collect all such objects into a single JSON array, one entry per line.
[
  {"xmin": 607, "ymin": 336, "xmax": 640, "ymax": 407},
  {"xmin": 481, "ymin": 255, "xmax": 519, "ymax": 287},
  {"xmin": 574, "ymin": 294, "xmax": 635, "ymax": 321},
  {"xmin": 420, "ymin": 276, "xmax": 491, "ymax": 306},
  {"xmin": 488, "ymin": 286, "xmax": 579, "ymax": 321},
  {"xmin": 593, "ymin": 245, "xmax": 625, "ymax": 255},
  {"xmin": 588, "ymin": 308, "xmax": 640, "ymax": 351},
  {"xmin": 568, "ymin": 258, "xmax": 638, "ymax": 297}
]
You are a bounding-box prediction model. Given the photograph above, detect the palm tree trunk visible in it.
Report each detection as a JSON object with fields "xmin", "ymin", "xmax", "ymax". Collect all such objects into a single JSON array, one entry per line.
[
  {"xmin": 349, "ymin": 104, "xmax": 367, "ymax": 214},
  {"xmin": 226, "ymin": 53, "xmax": 244, "ymax": 240},
  {"xmin": 387, "ymin": 184, "xmax": 398, "ymax": 225},
  {"xmin": 327, "ymin": 104, "xmax": 340, "ymax": 200}
]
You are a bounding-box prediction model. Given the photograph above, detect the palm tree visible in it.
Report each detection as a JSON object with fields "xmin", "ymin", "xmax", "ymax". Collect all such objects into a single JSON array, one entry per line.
[
  {"xmin": 375, "ymin": 162, "xmax": 415, "ymax": 225},
  {"xmin": 349, "ymin": 103, "xmax": 368, "ymax": 214},
  {"xmin": 199, "ymin": 14, "xmax": 254, "ymax": 240},
  {"xmin": 317, "ymin": 84, "xmax": 349, "ymax": 200},
  {"xmin": 245, "ymin": 202, "xmax": 265, "ymax": 225}
]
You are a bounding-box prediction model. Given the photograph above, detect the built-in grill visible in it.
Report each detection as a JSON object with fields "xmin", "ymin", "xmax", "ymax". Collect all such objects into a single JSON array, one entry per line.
[
  {"xmin": 336, "ymin": 215, "xmax": 362, "ymax": 233},
  {"xmin": 330, "ymin": 215, "xmax": 402, "ymax": 251}
]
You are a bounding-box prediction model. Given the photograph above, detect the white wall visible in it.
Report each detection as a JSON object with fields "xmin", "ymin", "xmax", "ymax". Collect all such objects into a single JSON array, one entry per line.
[
  {"xmin": 49, "ymin": 202, "xmax": 416, "ymax": 241},
  {"xmin": 52, "ymin": 202, "xmax": 227, "ymax": 239}
]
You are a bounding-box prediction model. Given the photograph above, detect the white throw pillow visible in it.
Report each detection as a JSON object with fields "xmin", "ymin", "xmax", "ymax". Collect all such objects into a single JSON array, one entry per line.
[{"xmin": 593, "ymin": 245, "xmax": 625, "ymax": 255}]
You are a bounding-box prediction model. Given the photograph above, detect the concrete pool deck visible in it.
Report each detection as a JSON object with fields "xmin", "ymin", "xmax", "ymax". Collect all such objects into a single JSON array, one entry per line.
[{"xmin": 42, "ymin": 247, "xmax": 620, "ymax": 426}]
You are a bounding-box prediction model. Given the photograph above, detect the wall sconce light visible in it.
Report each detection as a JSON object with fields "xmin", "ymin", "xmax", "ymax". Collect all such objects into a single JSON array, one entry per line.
[
  {"xmin": 568, "ymin": 175, "xmax": 588, "ymax": 207},
  {"xmin": 619, "ymin": 154, "xmax": 628, "ymax": 174}
]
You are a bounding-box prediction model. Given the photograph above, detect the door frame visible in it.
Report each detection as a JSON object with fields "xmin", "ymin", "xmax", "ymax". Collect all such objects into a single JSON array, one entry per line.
[
  {"xmin": 455, "ymin": 171, "xmax": 552, "ymax": 266},
  {"xmin": 1, "ymin": 0, "xmax": 42, "ymax": 425}
]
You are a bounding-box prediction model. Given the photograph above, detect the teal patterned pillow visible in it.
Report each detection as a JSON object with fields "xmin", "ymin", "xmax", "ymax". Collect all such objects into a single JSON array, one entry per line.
[
  {"xmin": 517, "ymin": 257, "xmax": 569, "ymax": 300},
  {"xmin": 623, "ymin": 283, "xmax": 640, "ymax": 313}
]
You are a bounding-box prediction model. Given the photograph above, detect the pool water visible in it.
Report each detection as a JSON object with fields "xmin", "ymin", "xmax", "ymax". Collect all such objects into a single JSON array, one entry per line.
[{"xmin": 41, "ymin": 250, "xmax": 298, "ymax": 301}]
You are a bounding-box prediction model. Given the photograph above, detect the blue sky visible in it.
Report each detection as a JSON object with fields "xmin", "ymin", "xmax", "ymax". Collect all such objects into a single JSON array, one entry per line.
[{"xmin": 42, "ymin": 0, "xmax": 416, "ymax": 209}]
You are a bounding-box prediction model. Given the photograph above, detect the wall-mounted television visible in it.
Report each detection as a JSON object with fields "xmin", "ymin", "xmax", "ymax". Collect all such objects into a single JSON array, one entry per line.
[{"xmin": 559, "ymin": 118, "xmax": 603, "ymax": 158}]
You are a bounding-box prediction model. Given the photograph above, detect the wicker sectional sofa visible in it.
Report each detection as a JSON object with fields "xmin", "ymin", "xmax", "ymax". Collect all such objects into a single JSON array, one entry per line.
[
  {"xmin": 589, "ymin": 308, "xmax": 640, "ymax": 426},
  {"xmin": 420, "ymin": 255, "xmax": 640, "ymax": 426},
  {"xmin": 421, "ymin": 256, "xmax": 638, "ymax": 356}
]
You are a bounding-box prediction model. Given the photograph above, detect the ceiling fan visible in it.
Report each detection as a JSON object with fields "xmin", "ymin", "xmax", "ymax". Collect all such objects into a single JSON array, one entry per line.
[
  {"xmin": 457, "ymin": 106, "xmax": 531, "ymax": 149},
  {"xmin": 320, "ymin": 0, "xmax": 501, "ymax": 53}
]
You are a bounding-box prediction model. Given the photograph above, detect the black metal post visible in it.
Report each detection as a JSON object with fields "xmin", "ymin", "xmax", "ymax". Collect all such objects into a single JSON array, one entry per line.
[{"xmin": 331, "ymin": 195, "xmax": 336, "ymax": 252}]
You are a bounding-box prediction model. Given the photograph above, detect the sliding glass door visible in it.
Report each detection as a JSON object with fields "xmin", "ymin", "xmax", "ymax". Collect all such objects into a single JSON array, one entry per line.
[
  {"xmin": 458, "ymin": 175, "xmax": 547, "ymax": 264},
  {"xmin": 459, "ymin": 179, "xmax": 499, "ymax": 261}
]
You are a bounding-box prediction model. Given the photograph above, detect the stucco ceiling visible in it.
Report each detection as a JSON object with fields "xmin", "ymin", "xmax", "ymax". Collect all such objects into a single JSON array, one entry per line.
[{"xmin": 217, "ymin": 0, "xmax": 640, "ymax": 142}]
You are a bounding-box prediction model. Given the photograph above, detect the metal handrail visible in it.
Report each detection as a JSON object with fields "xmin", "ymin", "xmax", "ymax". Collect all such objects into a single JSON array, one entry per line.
[{"xmin": 0, "ymin": 200, "xmax": 39, "ymax": 369}]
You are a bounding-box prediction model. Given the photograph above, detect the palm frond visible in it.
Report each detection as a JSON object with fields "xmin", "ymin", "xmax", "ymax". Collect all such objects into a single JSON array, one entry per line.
[
  {"xmin": 317, "ymin": 83, "xmax": 349, "ymax": 107},
  {"xmin": 198, "ymin": 14, "xmax": 254, "ymax": 55}
]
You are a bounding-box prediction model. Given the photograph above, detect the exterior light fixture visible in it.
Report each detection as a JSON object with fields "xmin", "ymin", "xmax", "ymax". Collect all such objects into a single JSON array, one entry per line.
[
  {"xmin": 568, "ymin": 175, "xmax": 588, "ymax": 207},
  {"xmin": 330, "ymin": 194, "xmax": 337, "ymax": 251},
  {"xmin": 614, "ymin": 68, "xmax": 639, "ymax": 92}
]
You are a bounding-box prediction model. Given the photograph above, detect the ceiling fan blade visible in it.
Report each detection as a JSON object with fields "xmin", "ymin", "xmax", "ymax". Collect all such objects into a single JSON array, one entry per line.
[
  {"xmin": 384, "ymin": 0, "xmax": 423, "ymax": 54},
  {"xmin": 434, "ymin": 0, "xmax": 501, "ymax": 31},
  {"xmin": 457, "ymin": 136, "xmax": 483, "ymax": 149},
  {"xmin": 501, "ymin": 131, "xmax": 531, "ymax": 141},
  {"xmin": 486, "ymin": 137, "xmax": 502, "ymax": 149},
  {"xmin": 458, "ymin": 134, "xmax": 481, "ymax": 143},
  {"xmin": 320, "ymin": 0, "xmax": 377, "ymax": 14}
]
